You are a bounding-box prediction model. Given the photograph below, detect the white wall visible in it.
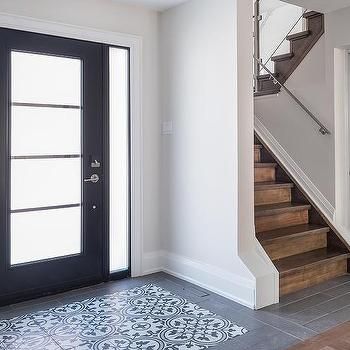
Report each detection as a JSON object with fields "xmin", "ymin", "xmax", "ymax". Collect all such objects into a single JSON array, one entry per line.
[
  {"xmin": 327, "ymin": 6, "xmax": 350, "ymax": 240},
  {"xmin": 255, "ymin": 6, "xmax": 350, "ymax": 242},
  {"xmin": 0, "ymin": 0, "xmax": 161, "ymax": 267},
  {"xmin": 160, "ymin": 0, "xmax": 277, "ymax": 309}
]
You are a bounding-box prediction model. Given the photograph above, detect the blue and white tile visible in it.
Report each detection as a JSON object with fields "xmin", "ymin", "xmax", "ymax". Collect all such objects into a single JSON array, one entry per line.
[
  {"xmin": 0, "ymin": 284, "xmax": 248, "ymax": 350},
  {"xmin": 0, "ymin": 314, "xmax": 60, "ymax": 350}
]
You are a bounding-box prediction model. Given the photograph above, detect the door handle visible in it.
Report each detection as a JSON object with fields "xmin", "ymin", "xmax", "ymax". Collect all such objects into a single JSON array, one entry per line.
[{"xmin": 84, "ymin": 174, "xmax": 100, "ymax": 183}]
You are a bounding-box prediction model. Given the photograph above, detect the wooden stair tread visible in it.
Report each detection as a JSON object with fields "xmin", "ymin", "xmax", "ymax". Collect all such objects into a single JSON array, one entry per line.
[
  {"xmin": 255, "ymin": 182, "xmax": 294, "ymax": 190},
  {"xmin": 255, "ymin": 203, "xmax": 311, "ymax": 217},
  {"xmin": 271, "ymin": 52, "xmax": 294, "ymax": 62},
  {"xmin": 258, "ymin": 224, "xmax": 329, "ymax": 243},
  {"xmin": 286, "ymin": 30, "xmax": 311, "ymax": 41},
  {"xmin": 275, "ymin": 248, "xmax": 350, "ymax": 275},
  {"xmin": 254, "ymin": 88, "xmax": 280, "ymax": 97},
  {"xmin": 254, "ymin": 163, "xmax": 278, "ymax": 168},
  {"xmin": 257, "ymin": 73, "xmax": 279, "ymax": 81},
  {"xmin": 303, "ymin": 11, "xmax": 322, "ymax": 19}
]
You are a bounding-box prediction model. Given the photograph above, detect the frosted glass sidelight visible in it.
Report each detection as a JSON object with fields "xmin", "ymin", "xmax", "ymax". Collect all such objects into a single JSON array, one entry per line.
[
  {"xmin": 109, "ymin": 47, "xmax": 130, "ymax": 273},
  {"xmin": 11, "ymin": 159, "xmax": 81, "ymax": 210},
  {"xmin": 11, "ymin": 207, "xmax": 81, "ymax": 265},
  {"xmin": 11, "ymin": 51, "xmax": 81, "ymax": 106},
  {"xmin": 11, "ymin": 106, "xmax": 81, "ymax": 156}
]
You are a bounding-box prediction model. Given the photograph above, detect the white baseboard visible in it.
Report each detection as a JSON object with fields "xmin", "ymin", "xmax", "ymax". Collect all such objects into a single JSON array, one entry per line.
[
  {"xmin": 141, "ymin": 250, "xmax": 257, "ymax": 309},
  {"xmin": 255, "ymin": 117, "xmax": 335, "ymax": 221},
  {"xmin": 161, "ymin": 251, "xmax": 256, "ymax": 309},
  {"xmin": 141, "ymin": 251, "xmax": 163, "ymax": 275}
]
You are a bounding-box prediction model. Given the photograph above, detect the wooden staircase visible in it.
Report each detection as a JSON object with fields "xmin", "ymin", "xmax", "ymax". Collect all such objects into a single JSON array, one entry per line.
[
  {"xmin": 255, "ymin": 11, "xmax": 324, "ymax": 97},
  {"xmin": 254, "ymin": 139, "xmax": 350, "ymax": 296}
]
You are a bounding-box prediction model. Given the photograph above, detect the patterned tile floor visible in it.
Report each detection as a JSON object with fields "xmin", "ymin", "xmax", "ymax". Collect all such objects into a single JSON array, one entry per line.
[
  {"xmin": 0, "ymin": 284, "xmax": 247, "ymax": 350},
  {"xmin": 1, "ymin": 272, "xmax": 350, "ymax": 349}
]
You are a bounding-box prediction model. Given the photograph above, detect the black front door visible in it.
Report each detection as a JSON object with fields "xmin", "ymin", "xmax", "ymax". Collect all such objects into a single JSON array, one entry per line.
[{"xmin": 0, "ymin": 28, "xmax": 105, "ymax": 304}]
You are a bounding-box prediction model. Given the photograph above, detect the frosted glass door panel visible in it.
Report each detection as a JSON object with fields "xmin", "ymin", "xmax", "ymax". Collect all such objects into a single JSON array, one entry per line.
[
  {"xmin": 11, "ymin": 159, "xmax": 81, "ymax": 210},
  {"xmin": 10, "ymin": 50, "xmax": 83, "ymax": 265},
  {"xmin": 11, "ymin": 52, "xmax": 81, "ymax": 106},
  {"xmin": 11, "ymin": 106, "xmax": 81, "ymax": 156},
  {"xmin": 11, "ymin": 207, "xmax": 81, "ymax": 265},
  {"xmin": 109, "ymin": 47, "xmax": 130, "ymax": 273}
]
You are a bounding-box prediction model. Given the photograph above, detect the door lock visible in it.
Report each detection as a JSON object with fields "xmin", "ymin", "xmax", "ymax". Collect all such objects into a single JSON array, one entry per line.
[
  {"xmin": 91, "ymin": 160, "xmax": 101, "ymax": 168},
  {"xmin": 84, "ymin": 174, "xmax": 100, "ymax": 183}
]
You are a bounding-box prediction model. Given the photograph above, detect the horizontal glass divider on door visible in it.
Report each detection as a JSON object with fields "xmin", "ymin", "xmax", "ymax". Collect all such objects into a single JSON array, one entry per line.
[
  {"xmin": 12, "ymin": 102, "xmax": 82, "ymax": 109},
  {"xmin": 11, "ymin": 155, "xmax": 82, "ymax": 160}
]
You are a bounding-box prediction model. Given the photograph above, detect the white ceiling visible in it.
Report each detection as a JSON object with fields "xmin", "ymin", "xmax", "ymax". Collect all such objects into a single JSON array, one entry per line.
[
  {"xmin": 115, "ymin": 0, "xmax": 350, "ymax": 13},
  {"xmin": 113, "ymin": 0, "xmax": 188, "ymax": 11},
  {"xmin": 282, "ymin": 0, "xmax": 350, "ymax": 13}
]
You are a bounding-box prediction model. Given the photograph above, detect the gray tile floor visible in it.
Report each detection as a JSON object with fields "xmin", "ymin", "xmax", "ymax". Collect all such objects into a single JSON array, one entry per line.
[{"xmin": 1, "ymin": 272, "xmax": 350, "ymax": 349}]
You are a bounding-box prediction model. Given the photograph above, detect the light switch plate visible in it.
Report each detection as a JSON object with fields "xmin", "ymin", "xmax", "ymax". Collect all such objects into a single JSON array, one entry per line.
[{"xmin": 162, "ymin": 121, "xmax": 173, "ymax": 135}]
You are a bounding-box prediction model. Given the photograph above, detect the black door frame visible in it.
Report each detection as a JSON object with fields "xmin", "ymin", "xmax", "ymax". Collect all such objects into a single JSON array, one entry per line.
[{"xmin": 0, "ymin": 28, "xmax": 131, "ymax": 306}]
